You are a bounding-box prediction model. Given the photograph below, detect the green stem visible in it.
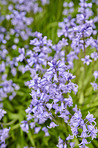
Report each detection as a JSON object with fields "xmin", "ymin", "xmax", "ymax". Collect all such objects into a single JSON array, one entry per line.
[{"xmin": 0, "ymin": 119, "xmax": 17, "ymax": 126}]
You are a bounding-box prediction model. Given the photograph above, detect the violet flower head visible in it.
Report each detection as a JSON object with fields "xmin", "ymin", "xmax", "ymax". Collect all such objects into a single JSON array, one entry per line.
[
  {"xmin": 0, "ymin": 62, "xmax": 5, "ymax": 73},
  {"xmin": 91, "ymin": 52, "xmax": 98, "ymax": 61},
  {"xmin": 17, "ymin": 48, "xmax": 25, "ymax": 62},
  {"xmin": 47, "ymin": 122, "xmax": 58, "ymax": 129},
  {"xmin": 63, "ymin": 1, "xmax": 74, "ymax": 16},
  {"xmin": 41, "ymin": 0, "xmax": 49, "ymax": 5},
  {"xmin": 42, "ymin": 127, "xmax": 49, "ymax": 136},
  {"xmin": 0, "ymin": 110, "xmax": 10, "ymax": 148},
  {"xmin": 57, "ymin": 137, "xmax": 67, "ymax": 148},
  {"xmin": 20, "ymin": 121, "xmax": 29, "ymax": 133},
  {"xmin": 0, "ymin": 128, "xmax": 10, "ymax": 142},
  {"xmin": 34, "ymin": 127, "xmax": 41, "ymax": 134},
  {"xmin": 69, "ymin": 107, "xmax": 98, "ymax": 147},
  {"xmin": 93, "ymin": 71, "xmax": 98, "ymax": 80},
  {"xmin": 91, "ymin": 82, "xmax": 98, "ymax": 91},
  {"xmin": 81, "ymin": 55, "xmax": 92, "ymax": 65},
  {"xmin": 86, "ymin": 112, "xmax": 96, "ymax": 124},
  {"xmin": 0, "ymin": 109, "xmax": 6, "ymax": 120}
]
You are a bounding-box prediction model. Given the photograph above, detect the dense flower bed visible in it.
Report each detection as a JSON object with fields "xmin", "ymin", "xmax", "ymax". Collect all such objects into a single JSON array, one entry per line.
[{"xmin": 0, "ymin": 0, "xmax": 98, "ymax": 147}]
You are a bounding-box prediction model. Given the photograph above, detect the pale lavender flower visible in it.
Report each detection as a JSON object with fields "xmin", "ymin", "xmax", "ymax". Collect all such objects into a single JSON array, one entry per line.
[
  {"xmin": 17, "ymin": 48, "xmax": 25, "ymax": 62},
  {"xmin": 79, "ymin": 138, "xmax": 89, "ymax": 148},
  {"xmin": 70, "ymin": 142, "xmax": 75, "ymax": 148},
  {"xmin": 34, "ymin": 127, "xmax": 41, "ymax": 134},
  {"xmin": 86, "ymin": 112, "xmax": 96, "ymax": 124},
  {"xmin": 0, "ymin": 62, "xmax": 5, "ymax": 73},
  {"xmin": 42, "ymin": 127, "xmax": 49, "ymax": 136},
  {"xmin": 91, "ymin": 82, "xmax": 98, "ymax": 91},
  {"xmin": 20, "ymin": 121, "xmax": 29, "ymax": 133},
  {"xmin": 81, "ymin": 55, "xmax": 92, "ymax": 65},
  {"xmin": 0, "ymin": 128, "xmax": 10, "ymax": 147},
  {"xmin": 41, "ymin": 0, "xmax": 49, "ymax": 5},
  {"xmin": 47, "ymin": 122, "xmax": 58, "ymax": 128},
  {"xmin": 87, "ymin": 124, "xmax": 98, "ymax": 139},
  {"xmin": 91, "ymin": 52, "xmax": 98, "ymax": 61},
  {"xmin": 0, "ymin": 109, "xmax": 6, "ymax": 120},
  {"xmin": 93, "ymin": 71, "xmax": 98, "ymax": 80},
  {"xmin": 57, "ymin": 137, "xmax": 65, "ymax": 148}
]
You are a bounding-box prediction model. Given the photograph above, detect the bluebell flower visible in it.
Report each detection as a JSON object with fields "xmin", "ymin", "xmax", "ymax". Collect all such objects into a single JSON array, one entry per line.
[
  {"xmin": 21, "ymin": 121, "xmax": 29, "ymax": 133},
  {"xmin": 34, "ymin": 127, "xmax": 41, "ymax": 134},
  {"xmin": 91, "ymin": 82, "xmax": 98, "ymax": 91},
  {"xmin": 42, "ymin": 127, "xmax": 49, "ymax": 136},
  {"xmin": 47, "ymin": 122, "xmax": 58, "ymax": 128},
  {"xmin": 0, "ymin": 62, "xmax": 5, "ymax": 73},
  {"xmin": 91, "ymin": 52, "xmax": 98, "ymax": 61},
  {"xmin": 81, "ymin": 55, "xmax": 92, "ymax": 65},
  {"xmin": 57, "ymin": 137, "xmax": 66, "ymax": 148},
  {"xmin": 93, "ymin": 71, "xmax": 98, "ymax": 80},
  {"xmin": 0, "ymin": 109, "xmax": 6, "ymax": 120},
  {"xmin": 17, "ymin": 48, "xmax": 25, "ymax": 62},
  {"xmin": 87, "ymin": 124, "xmax": 98, "ymax": 140},
  {"xmin": 86, "ymin": 112, "xmax": 96, "ymax": 124},
  {"xmin": 79, "ymin": 138, "xmax": 89, "ymax": 148},
  {"xmin": 0, "ymin": 127, "xmax": 10, "ymax": 148}
]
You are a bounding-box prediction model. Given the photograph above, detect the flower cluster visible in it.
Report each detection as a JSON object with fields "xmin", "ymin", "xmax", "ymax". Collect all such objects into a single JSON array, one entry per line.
[
  {"xmin": 58, "ymin": 0, "xmax": 98, "ymax": 69},
  {"xmin": 16, "ymin": 32, "xmax": 53, "ymax": 77},
  {"xmin": 21, "ymin": 59, "xmax": 77, "ymax": 135},
  {"xmin": 0, "ymin": 109, "xmax": 10, "ymax": 148},
  {"xmin": 20, "ymin": 58, "xmax": 97, "ymax": 147},
  {"xmin": 6, "ymin": 10, "xmax": 33, "ymax": 40},
  {"xmin": 63, "ymin": 1, "xmax": 74, "ymax": 16},
  {"xmin": 91, "ymin": 71, "xmax": 98, "ymax": 91}
]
